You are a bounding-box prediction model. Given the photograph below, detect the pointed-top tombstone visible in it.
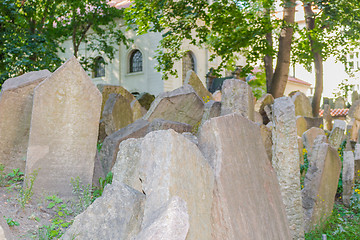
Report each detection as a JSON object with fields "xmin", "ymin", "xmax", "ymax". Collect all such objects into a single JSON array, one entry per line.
[
  {"xmin": 26, "ymin": 57, "xmax": 102, "ymax": 199},
  {"xmin": 184, "ymin": 70, "xmax": 213, "ymax": 102}
]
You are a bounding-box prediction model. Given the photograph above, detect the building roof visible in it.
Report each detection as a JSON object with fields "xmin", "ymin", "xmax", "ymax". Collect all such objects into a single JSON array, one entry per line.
[
  {"xmin": 108, "ymin": 0, "xmax": 131, "ymax": 9},
  {"xmin": 288, "ymin": 76, "xmax": 311, "ymax": 86},
  {"xmin": 319, "ymin": 109, "xmax": 349, "ymax": 117}
]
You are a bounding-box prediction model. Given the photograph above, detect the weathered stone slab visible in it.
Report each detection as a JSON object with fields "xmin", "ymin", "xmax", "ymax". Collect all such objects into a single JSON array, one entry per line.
[
  {"xmin": 342, "ymin": 151, "xmax": 355, "ymax": 207},
  {"xmin": 304, "ymin": 117, "xmax": 323, "ymax": 130},
  {"xmin": 220, "ymin": 79, "xmax": 255, "ymax": 121},
  {"xmin": 0, "ymin": 70, "xmax": 51, "ymax": 172},
  {"xmin": 26, "ymin": 57, "xmax": 102, "ymax": 198},
  {"xmin": 254, "ymin": 93, "xmax": 274, "ymax": 124},
  {"xmin": 291, "ymin": 91, "xmax": 312, "ymax": 117},
  {"xmin": 137, "ymin": 92, "xmax": 155, "ymax": 110},
  {"xmin": 329, "ymin": 120, "xmax": 346, "ymax": 149},
  {"xmin": 350, "ymin": 119, "xmax": 360, "ymax": 142},
  {"xmin": 302, "ymin": 127, "xmax": 326, "ymax": 159},
  {"xmin": 298, "ymin": 137, "xmax": 304, "ymax": 166},
  {"xmin": 272, "ymin": 97, "xmax": 304, "ymax": 239},
  {"xmin": 113, "ymin": 130, "xmax": 214, "ymax": 240},
  {"xmin": 198, "ymin": 113, "xmax": 291, "ymax": 240},
  {"xmin": 334, "ymin": 97, "xmax": 346, "ymax": 109},
  {"xmin": 323, "ymin": 104, "xmax": 333, "ymax": 131},
  {"xmin": 355, "ymin": 144, "xmax": 360, "ymax": 175},
  {"xmin": 297, "ymin": 116, "xmax": 308, "ymax": 137},
  {"xmin": 184, "ymin": 70, "xmax": 213, "ymax": 102},
  {"xmin": 213, "ymin": 90, "xmax": 222, "ymax": 101},
  {"xmin": 200, "ymin": 100, "xmax": 221, "ymax": 126},
  {"xmin": 147, "ymin": 119, "xmax": 192, "ymax": 133},
  {"xmin": 257, "ymin": 123, "xmax": 272, "ymax": 162},
  {"xmin": 92, "ymin": 152, "xmax": 106, "ymax": 188},
  {"xmin": 302, "ymin": 142, "xmax": 341, "ymax": 232},
  {"xmin": 143, "ymin": 84, "xmax": 204, "ymax": 127},
  {"xmin": 349, "ymin": 99, "xmax": 360, "ymax": 121},
  {"xmin": 61, "ymin": 181, "xmax": 145, "ymax": 240},
  {"xmin": 102, "ymin": 93, "xmax": 133, "ymax": 136},
  {"xmin": 133, "ymin": 196, "xmax": 189, "ymax": 240}
]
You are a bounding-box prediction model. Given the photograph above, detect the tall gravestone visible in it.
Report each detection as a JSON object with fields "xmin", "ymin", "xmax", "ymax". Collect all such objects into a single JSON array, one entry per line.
[
  {"xmin": 198, "ymin": 114, "xmax": 291, "ymax": 240},
  {"xmin": 184, "ymin": 70, "xmax": 213, "ymax": 102},
  {"xmin": 272, "ymin": 97, "xmax": 305, "ymax": 239},
  {"xmin": 26, "ymin": 57, "xmax": 102, "ymax": 198},
  {"xmin": 329, "ymin": 120, "xmax": 346, "ymax": 149},
  {"xmin": 291, "ymin": 91, "xmax": 312, "ymax": 117},
  {"xmin": 0, "ymin": 70, "xmax": 51, "ymax": 172},
  {"xmin": 342, "ymin": 151, "xmax": 355, "ymax": 207}
]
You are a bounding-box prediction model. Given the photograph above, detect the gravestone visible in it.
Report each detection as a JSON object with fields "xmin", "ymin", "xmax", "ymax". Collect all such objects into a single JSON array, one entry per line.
[
  {"xmin": 143, "ymin": 84, "xmax": 204, "ymax": 127},
  {"xmin": 272, "ymin": 97, "xmax": 305, "ymax": 239},
  {"xmin": 349, "ymin": 99, "xmax": 360, "ymax": 121},
  {"xmin": 255, "ymin": 93, "xmax": 274, "ymax": 124},
  {"xmin": 133, "ymin": 196, "xmax": 189, "ymax": 240},
  {"xmin": 296, "ymin": 116, "xmax": 308, "ymax": 137},
  {"xmin": 258, "ymin": 123, "xmax": 273, "ymax": 161},
  {"xmin": 302, "ymin": 127, "xmax": 326, "ymax": 160},
  {"xmin": 26, "ymin": 57, "xmax": 102, "ymax": 198},
  {"xmin": 137, "ymin": 92, "xmax": 155, "ymax": 110},
  {"xmin": 352, "ymin": 91, "xmax": 359, "ymax": 105},
  {"xmin": 302, "ymin": 142, "xmax": 341, "ymax": 232},
  {"xmin": 213, "ymin": 90, "xmax": 222, "ymax": 101},
  {"xmin": 198, "ymin": 113, "xmax": 291, "ymax": 240},
  {"xmin": 61, "ymin": 181, "xmax": 145, "ymax": 240},
  {"xmin": 0, "ymin": 70, "xmax": 51, "ymax": 172},
  {"xmin": 291, "ymin": 91, "xmax": 312, "ymax": 117},
  {"xmin": 355, "ymin": 144, "xmax": 360, "ymax": 176},
  {"xmin": 350, "ymin": 119, "xmax": 360, "ymax": 142},
  {"xmin": 113, "ymin": 130, "xmax": 214, "ymax": 240},
  {"xmin": 220, "ymin": 78, "xmax": 255, "ymax": 121},
  {"xmin": 200, "ymin": 100, "xmax": 221, "ymax": 126},
  {"xmin": 184, "ymin": 70, "xmax": 213, "ymax": 102},
  {"xmin": 102, "ymin": 93, "xmax": 133, "ymax": 136},
  {"xmin": 304, "ymin": 117, "xmax": 323, "ymax": 130},
  {"xmin": 342, "ymin": 151, "xmax": 355, "ymax": 207},
  {"xmin": 334, "ymin": 97, "xmax": 346, "ymax": 109},
  {"xmin": 329, "ymin": 120, "xmax": 346, "ymax": 149},
  {"xmin": 323, "ymin": 104, "xmax": 333, "ymax": 131}
]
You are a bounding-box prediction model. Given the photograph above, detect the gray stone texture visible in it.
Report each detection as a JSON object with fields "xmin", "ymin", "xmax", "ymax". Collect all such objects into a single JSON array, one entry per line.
[
  {"xmin": 342, "ymin": 151, "xmax": 355, "ymax": 207},
  {"xmin": 258, "ymin": 123, "xmax": 273, "ymax": 161},
  {"xmin": 143, "ymin": 84, "xmax": 204, "ymax": 127},
  {"xmin": 102, "ymin": 93, "xmax": 134, "ymax": 136},
  {"xmin": 304, "ymin": 117, "xmax": 323, "ymax": 130},
  {"xmin": 296, "ymin": 116, "xmax": 308, "ymax": 137},
  {"xmin": 329, "ymin": 120, "xmax": 346, "ymax": 149},
  {"xmin": 61, "ymin": 181, "xmax": 145, "ymax": 240},
  {"xmin": 350, "ymin": 119, "xmax": 360, "ymax": 142},
  {"xmin": 0, "ymin": 70, "xmax": 51, "ymax": 172},
  {"xmin": 323, "ymin": 104, "xmax": 333, "ymax": 131},
  {"xmin": 272, "ymin": 97, "xmax": 305, "ymax": 239},
  {"xmin": 302, "ymin": 142, "xmax": 341, "ymax": 232},
  {"xmin": 302, "ymin": 127, "xmax": 326, "ymax": 160},
  {"xmin": 334, "ymin": 97, "xmax": 346, "ymax": 109},
  {"xmin": 220, "ymin": 78, "xmax": 255, "ymax": 121},
  {"xmin": 133, "ymin": 196, "xmax": 189, "ymax": 240},
  {"xmin": 291, "ymin": 91, "xmax": 312, "ymax": 117},
  {"xmin": 200, "ymin": 100, "xmax": 221, "ymax": 126},
  {"xmin": 26, "ymin": 57, "xmax": 102, "ymax": 199},
  {"xmin": 113, "ymin": 130, "xmax": 214, "ymax": 240},
  {"xmin": 355, "ymin": 144, "xmax": 360, "ymax": 175},
  {"xmin": 199, "ymin": 113, "xmax": 291, "ymax": 240},
  {"xmin": 184, "ymin": 70, "xmax": 213, "ymax": 102},
  {"xmin": 349, "ymin": 99, "xmax": 360, "ymax": 121},
  {"xmin": 352, "ymin": 91, "xmax": 359, "ymax": 105}
]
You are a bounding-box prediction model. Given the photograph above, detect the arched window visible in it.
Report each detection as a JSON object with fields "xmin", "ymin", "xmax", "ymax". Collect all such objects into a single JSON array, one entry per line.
[
  {"xmin": 93, "ymin": 56, "xmax": 105, "ymax": 78},
  {"xmin": 182, "ymin": 51, "xmax": 196, "ymax": 82},
  {"xmin": 129, "ymin": 49, "xmax": 143, "ymax": 73}
]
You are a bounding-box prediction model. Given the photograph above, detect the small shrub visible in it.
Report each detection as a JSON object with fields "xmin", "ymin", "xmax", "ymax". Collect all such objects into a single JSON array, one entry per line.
[
  {"xmin": 92, "ymin": 171, "xmax": 113, "ymax": 199},
  {"xmin": 3, "ymin": 216, "xmax": 19, "ymax": 227},
  {"xmin": 17, "ymin": 169, "xmax": 38, "ymax": 209},
  {"xmin": 70, "ymin": 177, "xmax": 92, "ymax": 215}
]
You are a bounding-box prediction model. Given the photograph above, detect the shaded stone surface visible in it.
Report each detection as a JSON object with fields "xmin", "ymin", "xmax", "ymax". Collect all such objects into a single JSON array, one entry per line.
[
  {"xmin": 92, "ymin": 152, "xmax": 106, "ymax": 188},
  {"xmin": 198, "ymin": 113, "xmax": 291, "ymax": 240},
  {"xmin": 272, "ymin": 97, "xmax": 304, "ymax": 239},
  {"xmin": 304, "ymin": 117, "xmax": 323, "ymax": 130},
  {"xmin": 102, "ymin": 93, "xmax": 133, "ymax": 136},
  {"xmin": 0, "ymin": 70, "xmax": 51, "ymax": 172},
  {"xmin": 334, "ymin": 97, "xmax": 346, "ymax": 109},
  {"xmin": 296, "ymin": 116, "xmax": 308, "ymax": 137},
  {"xmin": 302, "ymin": 127, "xmax": 326, "ymax": 160},
  {"xmin": 113, "ymin": 130, "xmax": 214, "ymax": 240},
  {"xmin": 200, "ymin": 100, "xmax": 221, "ymax": 126},
  {"xmin": 329, "ymin": 120, "xmax": 346, "ymax": 149},
  {"xmin": 143, "ymin": 85, "xmax": 204, "ymax": 127},
  {"xmin": 220, "ymin": 78, "xmax": 255, "ymax": 121},
  {"xmin": 350, "ymin": 119, "xmax": 360, "ymax": 142},
  {"xmin": 302, "ymin": 142, "xmax": 341, "ymax": 232},
  {"xmin": 342, "ymin": 151, "xmax": 355, "ymax": 207},
  {"xmin": 184, "ymin": 70, "xmax": 213, "ymax": 102},
  {"xmin": 133, "ymin": 196, "xmax": 189, "ymax": 240},
  {"xmin": 61, "ymin": 181, "xmax": 145, "ymax": 240},
  {"xmin": 137, "ymin": 92, "xmax": 155, "ymax": 110},
  {"xmin": 349, "ymin": 99, "xmax": 360, "ymax": 121},
  {"xmin": 291, "ymin": 91, "xmax": 312, "ymax": 117},
  {"xmin": 258, "ymin": 123, "xmax": 273, "ymax": 162},
  {"xmin": 355, "ymin": 144, "xmax": 360, "ymax": 175},
  {"xmin": 26, "ymin": 57, "xmax": 101, "ymax": 198},
  {"xmin": 323, "ymin": 104, "xmax": 333, "ymax": 131}
]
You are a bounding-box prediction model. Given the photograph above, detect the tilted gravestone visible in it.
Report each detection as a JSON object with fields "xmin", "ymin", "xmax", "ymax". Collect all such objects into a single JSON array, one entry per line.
[
  {"xmin": 302, "ymin": 127, "xmax": 326, "ymax": 160},
  {"xmin": 221, "ymin": 78, "xmax": 255, "ymax": 121},
  {"xmin": 200, "ymin": 100, "xmax": 221, "ymax": 126},
  {"xmin": 143, "ymin": 84, "xmax": 204, "ymax": 127},
  {"xmin": 61, "ymin": 181, "xmax": 145, "ymax": 240},
  {"xmin": 113, "ymin": 130, "xmax": 214, "ymax": 240},
  {"xmin": 198, "ymin": 113, "xmax": 291, "ymax": 240},
  {"xmin": 184, "ymin": 70, "xmax": 213, "ymax": 102},
  {"xmin": 296, "ymin": 116, "xmax": 308, "ymax": 137},
  {"xmin": 0, "ymin": 70, "xmax": 51, "ymax": 172},
  {"xmin": 272, "ymin": 97, "xmax": 305, "ymax": 239},
  {"xmin": 302, "ymin": 142, "xmax": 341, "ymax": 232},
  {"xmin": 102, "ymin": 93, "xmax": 133, "ymax": 136},
  {"xmin": 26, "ymin": 57, "xmax": 102, "ymax": 199},
  {"xmin": 291, "ymin": 91, "xmax": 312, "ymax": 117},
  {"xmin": 329, "ymin": 120, "xmax": 346, "ymax": 149}
]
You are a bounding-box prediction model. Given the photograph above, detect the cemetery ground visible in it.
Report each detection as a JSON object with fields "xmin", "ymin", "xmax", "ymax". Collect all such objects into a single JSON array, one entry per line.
[{"xmin": 0, "ymin": 141, "xmax": 360, "ymax": 239}]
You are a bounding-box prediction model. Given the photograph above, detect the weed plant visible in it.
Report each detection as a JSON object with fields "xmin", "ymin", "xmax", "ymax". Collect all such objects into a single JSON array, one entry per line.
[
  {"xmin": 17, "ymin": 169, "xmax": 38, "ymax": 209},
  {"xmin": 3, "ymin": 216, "xmax": 19, "ymax": 227}
]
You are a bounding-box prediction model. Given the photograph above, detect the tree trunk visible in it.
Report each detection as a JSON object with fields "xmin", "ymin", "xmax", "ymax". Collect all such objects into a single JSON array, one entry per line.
[
  {"xmin": 304, "ymin": 3, "xmax": 323, "ymax": 117},
  {"xmin": 264, "ymin": 7, "xmax": 273, "ymax": 92},
  {"xmin": 269, "ymin": 0, "xmax": 296, "ymax": 98}
]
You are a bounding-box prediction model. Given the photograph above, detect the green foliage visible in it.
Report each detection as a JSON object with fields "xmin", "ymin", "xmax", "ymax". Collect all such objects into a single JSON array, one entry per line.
[
  {"xmin": 17, "ymin": 169, "xmax": 38, "ymax": 209},
  {"xmin": 70, "ymin": 177, "xmax": 93, "ymax": 215},
  {"xmin": 247, "ymin": 67, "xmax": 267, "ymax": 99},
  {"xmin": 92, "ymin": 171, "xmax": 113, "ymax": 199},
  {"xmin": 97, "ymin": 141, "xmax": 103, "ymax": 152},
  {"xmin": 333, "ymin": 79, "xmax": 355, "ymax": 101},
  {"xmin": 3, "ymin": 216, "xmax": 19, "ymax": 227},
  {"xmin": 337, "ymin": 140, "xmax": 347, "ymax": 195},
  {"xmin": 6, "ymin": 168, "xmax": 24, "ymax": 184}
]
